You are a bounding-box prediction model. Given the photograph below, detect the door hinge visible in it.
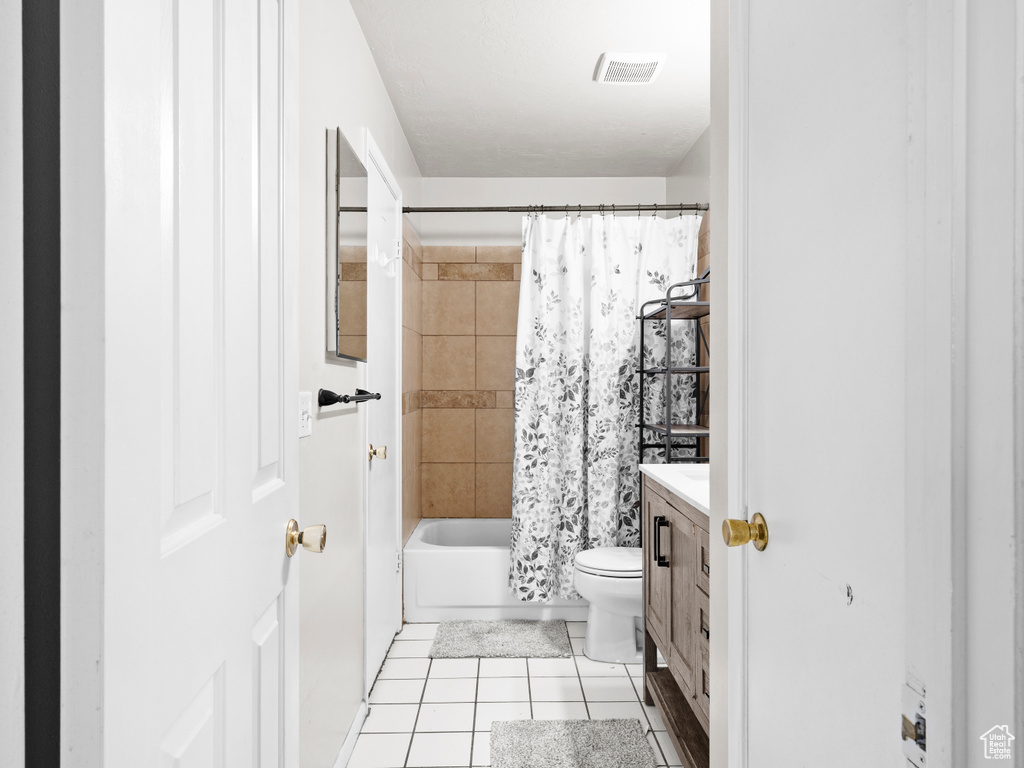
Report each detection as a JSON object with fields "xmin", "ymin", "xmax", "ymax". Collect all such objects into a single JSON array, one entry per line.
[{"xmin": 396, "ymin": 551, "xmax": 403, "ymax": 573}]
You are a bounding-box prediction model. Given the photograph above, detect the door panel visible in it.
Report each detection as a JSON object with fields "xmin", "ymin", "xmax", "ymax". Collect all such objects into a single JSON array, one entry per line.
[
  {"xmin": 253, "ymin": 598, "xmax": 283, "ymax": 767},
  {"xmin": 734, "ymin": 0, "xmax": 908, "ymax": 763},
  {"xmin": 161, "ymin": 0, "xmax": 225, "ymax": 551},
  {"xmin": 159, "ymin": 669, "xmax": 225, "ymax": 767},
  {"xmin": 255, "ymin": 0, "xmax": 284, "ymax": 493},
  {"xmin": 364, "ymin": 135, "xmax": 403, "ymax": 693},
  {"xmin": 103, "ymin": 0, "xmax": 298, "ymax": 764}
]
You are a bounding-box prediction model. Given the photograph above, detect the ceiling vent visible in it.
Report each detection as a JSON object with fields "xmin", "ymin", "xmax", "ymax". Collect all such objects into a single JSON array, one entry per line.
[{"xmin": 595, "ymin": 52, "xmax": 666, "ymax": 84}]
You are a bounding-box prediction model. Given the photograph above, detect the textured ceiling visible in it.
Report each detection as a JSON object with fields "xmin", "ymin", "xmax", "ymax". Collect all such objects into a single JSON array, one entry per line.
[{"xmin": 349, "ymin": 0, "xmax": 710, "ymax": 177}]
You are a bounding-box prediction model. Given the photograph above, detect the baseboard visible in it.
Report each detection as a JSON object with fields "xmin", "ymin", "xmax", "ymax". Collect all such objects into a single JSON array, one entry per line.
[{"xmin": 331, "ymin": 700, "xmax": 368, "ymax": 768}]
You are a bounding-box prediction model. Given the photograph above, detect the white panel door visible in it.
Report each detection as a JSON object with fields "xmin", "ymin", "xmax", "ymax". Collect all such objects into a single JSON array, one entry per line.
[
  {"xmin": 363, "ymin": 133, "xmax": 404, "ymax": 694},
  {"xmin": 728, "ymin": 1, "xmax": 908, "ymax": 764},
  {"xmin": 102, "ymin": 0, "xmax": 299, "ymax": 765}
]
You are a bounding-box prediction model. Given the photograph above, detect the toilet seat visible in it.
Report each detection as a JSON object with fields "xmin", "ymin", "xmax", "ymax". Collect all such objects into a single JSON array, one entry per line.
[{"xmin": 574, "ymin": 547, "xmax": 642, "ymax": 578}]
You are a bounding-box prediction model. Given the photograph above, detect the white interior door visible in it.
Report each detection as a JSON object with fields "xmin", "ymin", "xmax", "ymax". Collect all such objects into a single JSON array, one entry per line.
[
  {"xmin": 726, "ymin": 1, "xmax": 909, "ymax": 763},
  {"xmin": 364, "ymin": 132, "xmax": 404, "ymax": 694},
  {"xmin": 101, "ymin": 0, "xmax": 299, "ymax": 764}
]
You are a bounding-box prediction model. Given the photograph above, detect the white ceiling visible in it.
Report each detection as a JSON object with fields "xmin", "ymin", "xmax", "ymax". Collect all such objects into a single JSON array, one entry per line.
[{"xmin": 349, "ymin": 0, "xmax": 710, "ymax": 178}]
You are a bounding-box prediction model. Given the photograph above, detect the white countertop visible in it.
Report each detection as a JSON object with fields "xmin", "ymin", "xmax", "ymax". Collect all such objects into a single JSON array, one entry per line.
[{"xmin": 639, "ymin": 464, "xmax": 710, "ymax": 516}]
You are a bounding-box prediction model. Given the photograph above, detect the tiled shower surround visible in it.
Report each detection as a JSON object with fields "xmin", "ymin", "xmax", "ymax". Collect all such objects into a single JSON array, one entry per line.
[
  {"xmin": 401, "ymin": 222, "xmax": 424, "ymax": 543},
  {"xmin": 402, "ymin": 216, "xmax": 709, "ymax": 538},
  {"xmin": 402, "ymin": 225, "xmax": 523, "ymax": 539}
]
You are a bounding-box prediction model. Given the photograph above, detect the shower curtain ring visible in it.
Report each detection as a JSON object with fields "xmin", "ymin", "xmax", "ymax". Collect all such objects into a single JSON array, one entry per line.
[
  {"xmin": 638, "ymin": 205, "xmax": 642, "ymax": 220},
  {"xmin": 578, "ymin": 204, "xmax": 582, "ymax": 219},
  {"xmin": 565, "ymin": 204, "xmax": 569, "ymax": 219},
  {"xmin": 652, "ymin": 203, "xmax": 658, "ymax": 218},
  {"xmin": 611, "ymin": 204, "xmax": 616, "ymax": 218}
]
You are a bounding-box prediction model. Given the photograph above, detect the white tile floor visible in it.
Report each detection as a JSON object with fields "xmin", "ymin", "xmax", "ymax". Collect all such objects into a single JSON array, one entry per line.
[{"xmin": 348, "ymin": 621, "xmax": 684, "ymax": 768}]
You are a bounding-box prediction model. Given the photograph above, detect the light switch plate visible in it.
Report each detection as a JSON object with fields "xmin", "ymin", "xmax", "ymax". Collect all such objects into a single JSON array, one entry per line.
[{"xmin": 299, "ymin": 392, "xmax": 313, "ymax": 438}]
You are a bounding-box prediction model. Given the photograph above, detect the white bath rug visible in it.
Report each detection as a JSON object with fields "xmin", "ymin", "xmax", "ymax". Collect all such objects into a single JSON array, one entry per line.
[
  {"xmin": 490, "ymin": 719, "xmax": 656, "ymax": 768},
  {"xmin": 428, "ymin": 619, "xmax": 572, "ymax": 658}
]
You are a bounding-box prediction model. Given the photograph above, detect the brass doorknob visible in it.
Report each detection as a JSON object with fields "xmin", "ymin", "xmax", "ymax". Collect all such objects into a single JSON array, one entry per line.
[
  {"xmin": 722, "ymin": 513, "xmax": 769, "ymax": 551},
  {"xmin": 368, "ymin": 444, "xmax": 387, "ymax": 462},
  {"xmin": 285, "ymin": 520, "xmax": 327, "ymax": 557}
]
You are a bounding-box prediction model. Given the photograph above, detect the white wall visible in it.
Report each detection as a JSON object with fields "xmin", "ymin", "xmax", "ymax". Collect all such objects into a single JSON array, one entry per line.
[
  {"xmin": 666, "ymin": 126, "xmax": 710, "ymax": 205},
  {"xmin": 0, "ymin": 1, "xmax": 24, "ymax": 764},
  {"xmin": 297, "ymin": 2, "xmax": 421, "ymax": 765},
  {"xmin": 414, "ymin": 177, "xmax": 667, "ymax": 245}
]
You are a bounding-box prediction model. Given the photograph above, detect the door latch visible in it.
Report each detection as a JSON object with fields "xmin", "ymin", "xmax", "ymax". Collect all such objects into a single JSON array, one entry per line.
[{"xmin": 902, "ymin": 676, "xmax": 926, "ymax": 767}]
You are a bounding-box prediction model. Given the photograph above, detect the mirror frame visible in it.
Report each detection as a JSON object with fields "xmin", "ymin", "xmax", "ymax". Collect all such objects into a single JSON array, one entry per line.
[{"xmin": 326, "ymin": 127, "xmax": 368, "ymax": 362}]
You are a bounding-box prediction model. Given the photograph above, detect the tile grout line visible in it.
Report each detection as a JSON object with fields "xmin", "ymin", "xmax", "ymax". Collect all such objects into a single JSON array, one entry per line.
[
  {"xmin": 402, "ymin": 656, "xmax": 431, "ymax": 768},
  {"xmin": 524, "ymin": 657, "xmax": 534, "ymax": 719},
  {"xmin": 626, "ymin": 671, "xmax": 655, "ymax": 732},
  {"xmin": 626, "ymin": 664, "xmax": 669, "ymax": 766},
  {"xmin": 569, "ymin": 626, "xmax": 591, "ymax": 720},
  {"xmin": 469, "ymin": 657, "xmax": 480, "ymax": 768}
]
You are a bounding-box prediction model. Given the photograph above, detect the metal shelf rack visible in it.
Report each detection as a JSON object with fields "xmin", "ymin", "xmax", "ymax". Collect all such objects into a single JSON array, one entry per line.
[{"xmin": 638, "ymin": 270, "xmax": 710, "ymax": 464}]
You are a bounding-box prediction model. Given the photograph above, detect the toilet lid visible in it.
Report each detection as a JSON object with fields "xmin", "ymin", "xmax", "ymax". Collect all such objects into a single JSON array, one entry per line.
[{"xmin": 575, "ymin": 547, "xmax": 642, "ymax": 577}]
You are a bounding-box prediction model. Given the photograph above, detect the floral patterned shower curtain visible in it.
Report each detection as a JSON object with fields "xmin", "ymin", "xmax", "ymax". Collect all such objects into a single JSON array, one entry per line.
[{"xmin": 509, "ymin": 212, "xmax": 702, "ymax": 601}]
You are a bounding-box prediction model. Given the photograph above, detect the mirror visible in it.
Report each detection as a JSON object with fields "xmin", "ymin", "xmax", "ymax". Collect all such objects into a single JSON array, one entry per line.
[{"xmin": 326, "ymin": 128, "xmax": 368, "ymax": 361}]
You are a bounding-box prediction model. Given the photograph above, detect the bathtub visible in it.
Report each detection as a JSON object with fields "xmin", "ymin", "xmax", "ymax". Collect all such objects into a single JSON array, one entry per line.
[{"xmin": 403, "ymin": 518, "xmax": 589, "ymax": 622}]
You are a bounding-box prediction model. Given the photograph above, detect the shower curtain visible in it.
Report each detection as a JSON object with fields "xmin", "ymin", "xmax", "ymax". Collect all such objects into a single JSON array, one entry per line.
[{"xmin": 509, "ymin": 212, "xmax": 702, "ymax": 601}]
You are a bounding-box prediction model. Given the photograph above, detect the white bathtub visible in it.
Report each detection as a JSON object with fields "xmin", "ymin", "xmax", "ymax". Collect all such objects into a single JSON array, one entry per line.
[{"xmin": 403, "ymin": 518, "xmax": 589, "ymax": 622}]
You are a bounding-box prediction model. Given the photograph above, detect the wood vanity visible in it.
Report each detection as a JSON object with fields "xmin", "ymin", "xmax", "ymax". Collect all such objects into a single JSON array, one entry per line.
[{"xmin": 640, "ymin": 465, "xmax": 710, "ymax": 768}]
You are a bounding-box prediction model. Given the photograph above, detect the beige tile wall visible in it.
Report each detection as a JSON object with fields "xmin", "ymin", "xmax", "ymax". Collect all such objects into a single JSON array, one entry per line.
[
  {"xmin": 401, "ymin": 220, "xmax": 423, "ymax": 545},
  {"xmin": 419, "ymin": 244, "xmax": 521, "ymax": 519},
  {"xmin": 404, "ymin": 226, "xmax": 705, "ymax": 526}
]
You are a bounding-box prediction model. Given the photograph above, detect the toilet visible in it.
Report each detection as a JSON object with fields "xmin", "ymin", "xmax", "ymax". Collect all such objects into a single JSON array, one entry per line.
[{"xmin": 573, "ymin": 546, "xmax": 643, "ymax": 664}]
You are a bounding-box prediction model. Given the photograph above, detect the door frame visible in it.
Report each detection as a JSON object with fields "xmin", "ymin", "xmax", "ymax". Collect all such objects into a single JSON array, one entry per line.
[
  {"xmin": 362, "ymin": 129, "xmax": 404, "ymax": 697},
  {"xmin": 721, "ymin": 1, "xmax": 750, "ymax": 764},
  {"xmin": 901, "ymin": 1, "xmax": 968, "ymax": 762},
  {"xmin": 3, "ymin": 0, "xmax": 26, "ymax": 760},
  {"xmin": 1015, "ymin": 0, "xmax": 1024, "ymax": 740}
]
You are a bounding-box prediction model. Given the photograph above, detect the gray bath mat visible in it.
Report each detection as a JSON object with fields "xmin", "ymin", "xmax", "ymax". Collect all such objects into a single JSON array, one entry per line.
[
  {"xmin": 491, "ymin": 719, "xmax": 656, "ymax": 768},
  {"xmin": 428, "ymin": 620, "xmax": 571, "ymax": 658}
]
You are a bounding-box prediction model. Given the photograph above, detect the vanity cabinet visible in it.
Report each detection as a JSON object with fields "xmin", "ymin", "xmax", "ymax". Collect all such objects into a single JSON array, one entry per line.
[{"xmin": 642, "ymin": 474, "xmax": 710, "ymax": 768}]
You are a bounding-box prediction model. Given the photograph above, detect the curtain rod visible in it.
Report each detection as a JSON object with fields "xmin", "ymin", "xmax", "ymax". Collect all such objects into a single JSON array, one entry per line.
[{"xmin": 338, "ymin": 203, "xmax": 709, "ymax": 214}]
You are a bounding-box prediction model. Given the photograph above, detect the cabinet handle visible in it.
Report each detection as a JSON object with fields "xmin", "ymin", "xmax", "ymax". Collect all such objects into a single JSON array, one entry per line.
[
  {"xmin": 700, "ymin": 627, "xmax": 710, "ymax": 640},
  {"xmin": 702, "ymin": 563, "xmax": 710, "ymax": 576},
  {"xmin": 653, "ymin": 515, "xmax": 670, "ymax": 567}
]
